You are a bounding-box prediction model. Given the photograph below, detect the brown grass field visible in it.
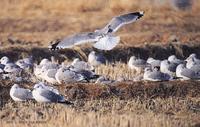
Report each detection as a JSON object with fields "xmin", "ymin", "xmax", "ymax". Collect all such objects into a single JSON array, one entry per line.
[{"xmin": 0, "ymin": 0, "xmax": 200, "ymax": 127}]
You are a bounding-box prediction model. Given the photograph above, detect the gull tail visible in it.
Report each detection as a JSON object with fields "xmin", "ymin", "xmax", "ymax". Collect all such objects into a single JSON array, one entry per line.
[
  {"xmin": 93, "ymin": 35, "xmax": 120, "ymax": 50},
  {"xmin": 58, "ymin": 100, "xmax": 74, "ymax": 105}
]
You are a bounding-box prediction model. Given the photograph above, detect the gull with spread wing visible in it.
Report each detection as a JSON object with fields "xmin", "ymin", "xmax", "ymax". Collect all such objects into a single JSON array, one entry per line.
[{"xmin": 49, "ymin": 12, "xmax": 144, "ymax": 51}]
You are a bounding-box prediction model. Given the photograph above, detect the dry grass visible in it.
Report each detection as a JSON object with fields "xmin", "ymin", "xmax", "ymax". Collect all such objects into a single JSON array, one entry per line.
[
  {"xmin": 1, "ymin": 0, "xmax": 200, "ymax": 127},
  {"xmin": 0, "ymin": 0, "xmax": 200, "ymax": 46},
  {"xmin": 0, "ymin": 97, "xmax": 199, "ymax": 127}
]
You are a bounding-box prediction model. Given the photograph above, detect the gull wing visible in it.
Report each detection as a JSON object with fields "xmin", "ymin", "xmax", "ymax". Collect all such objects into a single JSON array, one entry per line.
[
  {"xmin": 49, "ymin": 32, "xmax": 100, "ymax": 50},
  {"xmin": 93, "ymin": 35, "xmax": 120, "ymax": 50},
  {"xmin": 181, "ymin": 69, "xmax": 197, "ymax": 79},
  {"xmin": 40, "ymin": 89, "xmax": 64, "ymax": 102},
  {"xmin": 98, "ymin": 11, "xmax": 144, "ymax": 34},
  {"xmin": 13, "ymin": 88, "xmax": 33, "ymax": 100}
]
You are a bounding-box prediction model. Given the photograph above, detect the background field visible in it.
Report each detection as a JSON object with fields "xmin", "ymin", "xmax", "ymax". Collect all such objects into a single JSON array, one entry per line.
[{"xmin": 0, "ymin": 0, "xmax": 200, "ymax": 127}]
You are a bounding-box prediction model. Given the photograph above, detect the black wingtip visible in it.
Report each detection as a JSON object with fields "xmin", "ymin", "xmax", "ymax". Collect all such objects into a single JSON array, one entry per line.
[
  {"xmin": 137, "ymin": 11, "xmax": 144, "ymax": 19},
  {"xmin": 48, "ymin": 39, "xmax": 61, "ymax": 51},
  {"xmin": 59, "ymin": 100, "xmax": 74, "ymax": 105}
]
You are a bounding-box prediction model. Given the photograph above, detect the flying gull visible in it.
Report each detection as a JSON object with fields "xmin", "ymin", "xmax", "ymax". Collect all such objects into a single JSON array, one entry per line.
[{"xmin": 49, "ymin": 12, "xmax": 144, "ymax": 51}]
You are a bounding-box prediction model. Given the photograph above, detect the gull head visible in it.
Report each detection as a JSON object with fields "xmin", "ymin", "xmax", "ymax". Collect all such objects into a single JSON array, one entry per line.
[
  {"xmin": 71, "ymin": 58, "xmax": 80, "ymax": 65},
  {"xmin": 33, "ymin": 83, "xmax": 44, "ymax": 89},
  {"xmin": 0, "ymin": 56, "xmax": 10, "ymax": 65},
  {"xmin": 144, "ymin": 67, "xmax": 152, "ymax": 72},
  {"xmin": 147, "ymin": 57, "xmax": 155, "ymax": 63},
  {"xmin": 12, "ymin": 84, "xmax": 20, "ymax": 89},
  {"xmin": 168, "ymin": 55, "xmax": 177, "ymax": 62},
  {"xmin": 40, "ymin": 58, "xmax": 50, "ymax": 65}
]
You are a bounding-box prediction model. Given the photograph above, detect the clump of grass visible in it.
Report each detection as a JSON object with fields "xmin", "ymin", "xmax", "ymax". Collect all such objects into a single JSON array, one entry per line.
[{"xmin": 0, "ymin": 98, "xmax": 199, "ymax": 127}]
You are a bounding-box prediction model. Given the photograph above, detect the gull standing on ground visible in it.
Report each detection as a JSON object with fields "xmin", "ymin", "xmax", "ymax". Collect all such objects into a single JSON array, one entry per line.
[
  {"xmin": 4, "ymin": 64, "xmax": 22, "ymax": 74},
  {"xmin": 160, "ymin": 60, "xmax": 177, "ymax": 77},
  {"xmin": 189, "ymin": 63, "xmax": 200, "ymax": 73},
  {"xmin": 186, "ymin": 53, "xmax": 200, "ymax": 63},
  {"xmin": 71, "ymin": 58, "xmax": 94, "ymax": 71},
  {"xmin": 88, "ymin": 51, "xmax": 106, "ymax": 67},
  {"xmin": 143, "ymin": 67, "xmax": 172, "ymax": 81},
  {"xmin": 146, "ymin": 57, "xmax": 161, "ymax": 68},
  {"xmin": 15, "ymin": 56, "xmax": 33, "ymax": 70},
  {"xmin": 39, "ymin": 58, "xmax": 51, "ymax": 65},
  {"xmin": 10, "ymin": 84, "xmax": 33, "ymax": 102},
  {"xmin": 185, "ymin": 54, "xmax": 200, "ymax": 68},
  {"xmin": 40, "ymin": 67, "xmax": 58, "ymax": 84},
  {"xmin": 168, "ymin": 55, "xmax": 183, "ymax": 65},
  {"xmin": 176, "ymin": 64, "xmax": 200, "ymax": 80},
  {"xmin": 49, "ymin": 12, "xmax": 144, "ymax": 51},
  {"xmin": 95, "ymin": 76, "xmax": 115, "ymax": 85},
  {"xmin": 0, "ymin": 56, "xmax": 11, "ymax": 65},
  {"xmin": 34, "ymin": 57, "xmax": 60, "ymax": 81},
  {"xmin": 186, "ymin": 57, "xmax": 200, "ymax": 69},
  {"xmin": 32, "ymin": 83, "xmax": 72, "ymax": 104},
  {"xmin": 16, "ymin": 60, "xmax": 32, "ymax": 70},
  {"xmin": 55, "ymin": 66, "xmax": 85, "ymax": 84},
  {"xmin": 34, "ymin": 82, "xmax": 59, "ymax": 94},
  {"xmin": 128, "ymin": 56, "xmax": 149, "ymax": 73}
]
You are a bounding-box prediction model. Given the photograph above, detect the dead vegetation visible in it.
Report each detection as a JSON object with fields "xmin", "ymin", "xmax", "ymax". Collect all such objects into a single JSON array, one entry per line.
[{"xmin": 0, "ymin": 0, "xmax": 200, "ymax": 127}]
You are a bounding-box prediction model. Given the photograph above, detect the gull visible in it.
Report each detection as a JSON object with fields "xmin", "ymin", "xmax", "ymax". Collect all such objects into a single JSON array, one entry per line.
[
  {"xmin": 55, "ymin": 66, "xmax": 85, "ymax": 84},
  {"xmin": 176, "ymin": 64, "xmax": 200, "ymax": 80},
  {"xmin": 34, "ymin": 82, "xmax": 59, "ymax": 95},
  {"xmin": 40, "ymin": 67, "xmax": 58, "ymax": 84},
  {"xmin": 32, "ymin": 83, "xmax": 72, "ymax": 104},
  {"xmin": 95, "ymin": 76, "xmax": 115, "ymax": 85},
  {"xmin": 185, "ymin": 54, "xmax": 200, "ymax": 71},
  {"xmin": 49, "ymin": 12, "xmax": 144, "ymax": 51},
  {"xmin": 189, "ymin": 64, "xmax": 200, "ymax": 73},
  {"xmin": 186, "ymin": 53, "xmax": 200, "ymax": 62},
  {"xmin": 16, "ymin": 59, "xmax": 32, "ymax": 70},
  {"xmin": 34, "ymin": 64, "xmax": 44, "ymax": 80},
  {"xmin": 10, "ymin": 84, "xmax": 33, "ymax": 102},
  {"xmin": 71, "ymin": 58, "xmax": 94, "ymax": 71},
  {"xmin": 0, "ymin": 56, "xmax": 11, "ymax": 65},
  {"xmin": 3, "ymin": 64, "xmax": 22, "ymax": 81},
  {"xmin": 146, "ymin": 57, "xmax": 161, "ymax": 68},
  {"xmin": 4, "ymin": 64, "xmax": 22, "ymax": 74},
  {"xmin": 128, "ymin": 56, "xmax": 149, "ymax": 73},
  {"xmin": 88, "ymin": 51, "xmax": 106, "ymax": 67},
  {"xmin": 160, "ymin": 60, "xmax": 177, "ymax": 77},
  {"xmin": 34, "ymin": 57, "xmax": 60, "ymax": 81},
  {"xmin": 0, "ymin": 64, "xmax": 5, "ymax": 73},
  {"xmin": 171, "ymin": 0, "xmax": 193, "ymax": 10},
  {"xmin": 69, "ymin": 66, "xmax": 99, "ymax": 81},
  {"xmin": 186, "ymin": 57, "xmax": 200, "ymax": 69},
  {"xmin": 15, "ymin": 56, "xmax": 33, "ymax": 70},
  {"xmin": 23, "ymin": 56, "xmax": 33, "ymax": 65},
  {"xmin": 143, "ymin": 67, "xmax": 172, "ymax": 81},
  {"xmin": 168, "ymin": 55, "xmax": 183, "ymax": 65},
  {"xmin": 39, "ymin": 58, "xmax": 51, "ymax": 65}
]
